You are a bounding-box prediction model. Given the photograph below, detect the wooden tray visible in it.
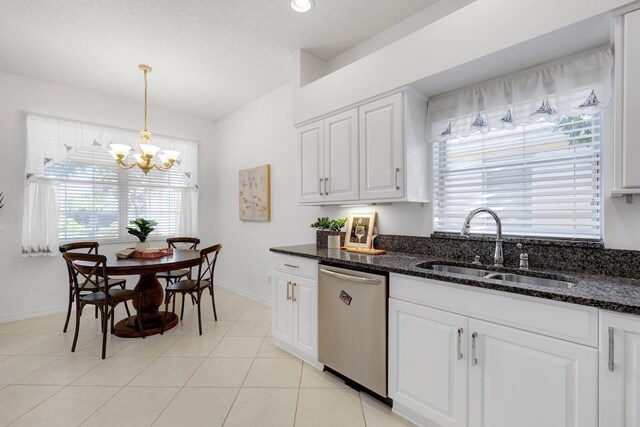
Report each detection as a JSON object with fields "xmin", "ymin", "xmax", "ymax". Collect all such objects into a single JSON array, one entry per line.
[
  {"xmin": 342, "ymin": 247, "xmax": 387, "ymax": 255},
  {"xmin": 131, "ymin": 248, "xmax": 174, "ymax": 259}
]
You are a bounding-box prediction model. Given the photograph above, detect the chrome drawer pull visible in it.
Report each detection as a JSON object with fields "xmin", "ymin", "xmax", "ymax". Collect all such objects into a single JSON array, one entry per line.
[
  {"xmin": 284, "ymin": 263, "xmax": 299, "ymax": 269},
  {"xmin": 292, "ymin": 282, "xmax": 297, "ymax": 302},
  {"xmin": 286, "ymin": 281, "xmax": 291, "ymax": 301},
  {"xmin": 608, "ymin": 327, "xmax": 615, "ymax": 372},
  {"xmin": 472, "ymin": 332, "xmax": 478, "ymax": 366},
  {"xmin": 324, "ymin": 177, "xmax": 329, "ymax": 195},
  {"xmin": 457, "ymin": 328, "xmax": 464, "ymax": 360},
  {"xmin": 395, "ymin": 168, "xmax": 400, "ymax": 190}
]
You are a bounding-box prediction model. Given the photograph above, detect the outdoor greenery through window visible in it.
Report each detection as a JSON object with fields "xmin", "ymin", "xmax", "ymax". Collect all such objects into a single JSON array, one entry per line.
[
  {"xmin": 433, "ymin": 114, "xmax": 602, "ymax": 240},
  {"xmin": 46, "ymin": 147, "xmax": 188, "ymax": 243}
]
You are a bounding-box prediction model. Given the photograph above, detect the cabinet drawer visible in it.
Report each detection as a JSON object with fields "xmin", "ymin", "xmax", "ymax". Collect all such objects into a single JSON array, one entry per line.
[
  {"xmin": 390, "ymin": 273, "xmax": 598, "ymax": 347},
  {"xmin": 272, "ymin": 254, "xmax": 318, "ymax": 280}
]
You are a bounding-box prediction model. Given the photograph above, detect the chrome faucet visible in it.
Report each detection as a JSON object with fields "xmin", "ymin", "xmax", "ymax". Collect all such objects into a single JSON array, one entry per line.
[{"xmin": 460, "ymin": 208, "xmax": 503, "ymax": 267}]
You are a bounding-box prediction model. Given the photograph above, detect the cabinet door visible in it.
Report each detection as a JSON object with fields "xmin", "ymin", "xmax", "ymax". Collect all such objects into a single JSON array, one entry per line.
[
  {"xmin": 291, "ymin": 276, "xmax": 318, "ymax": 359},
  {"xmin": 359, "ymin": 93, "xmax": 404, "ymax": 200},
  {"xmin": 324, "ymin": 109, "xmax": 359, "ymax": 202},
  {"xmin": 622, "ymin": 9, "xmax": 640, "ymax": 188},
  {"xmin": 389, "ymin": 299, "xmax": 469, "ymax": 427},
  {"xmin": 468, "ymin": 319, "xmax": 598, "ymax": 427},
  {"xmin": 297, "ymin": 121, "xmax": 325, "ymax": 203},
  {"xmin": 600, "ymin": 311, "xmax": 640, "ymax": 427},
  {"xmin": 271, "ymin": 271, "xmax": 293, "ymax": 344}
]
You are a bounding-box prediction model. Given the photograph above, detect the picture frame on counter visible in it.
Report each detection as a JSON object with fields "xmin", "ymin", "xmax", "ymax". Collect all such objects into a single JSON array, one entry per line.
[{"xmin": 344, "ymin": 211, "xmax": 376, "ymax": 248}]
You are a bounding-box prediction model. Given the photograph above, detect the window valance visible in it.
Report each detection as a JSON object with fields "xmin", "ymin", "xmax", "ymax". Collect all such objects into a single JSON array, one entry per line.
[
  {"xmin": 425, "ymin": 48, "xmax": 614, "ymax": 143},
  {"xmin": 25, "ymin": 114, "xmax": 199, "ymax": 189}
]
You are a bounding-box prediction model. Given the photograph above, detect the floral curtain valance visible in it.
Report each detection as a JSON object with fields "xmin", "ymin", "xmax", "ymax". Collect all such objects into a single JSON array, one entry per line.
[
  {"xmin": 25, "ymin": 114, "xmax": 199, "ymax": 189},
  {"xmin": 425, "ymin": 48, "xmax": 614, "ymax": 143}
]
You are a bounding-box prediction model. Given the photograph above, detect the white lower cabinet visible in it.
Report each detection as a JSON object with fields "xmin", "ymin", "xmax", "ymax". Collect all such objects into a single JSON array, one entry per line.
[
  {"xmin": 271, "ymin": 270, "xmax": 318, "ymax": 363},
  {"xmin": 468, "ymin": 319, "xmax": 598, "ymax": 427},
  {"xmin": 390, "ymin": 276, "xmax": 599, "ymax": 427},
  {"xmin": 599, "ymin": 310, "xmax": 640, "ymax": 427},
  {"xmin": 389, "ymin": 298, "xmax": 468, "ymax": 427}
]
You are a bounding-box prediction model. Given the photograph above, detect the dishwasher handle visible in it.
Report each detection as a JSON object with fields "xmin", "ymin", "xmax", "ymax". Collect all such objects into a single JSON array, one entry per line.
[{"xmin": 319, "ymin": 268, "xmax": 381, "ymax": 284}]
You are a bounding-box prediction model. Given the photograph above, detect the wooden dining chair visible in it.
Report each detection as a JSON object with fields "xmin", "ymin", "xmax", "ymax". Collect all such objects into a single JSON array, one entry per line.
[
  {"xmin": 157, "ymin": 237, "xmax": 201, "ymax": 317},
  {"xmin": 59, "ymin": 242, "xmax": 130, "ymax": 333},
  {"xmin": 161, "ymin": 244, "xmax": 222, "ymax": 335},
  {"xmin": 63, "ymin": 252, "xmax": 145, "ymax": 359}
]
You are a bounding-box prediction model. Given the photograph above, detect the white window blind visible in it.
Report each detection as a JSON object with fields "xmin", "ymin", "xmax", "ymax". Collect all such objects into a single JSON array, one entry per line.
[
  {"xmin": 45, "ymin": 145, "xmax": 193, "ymax": 243},
  {"xmin": 433, "ymin": 114, "xmax": 602, "ymax": 240}
]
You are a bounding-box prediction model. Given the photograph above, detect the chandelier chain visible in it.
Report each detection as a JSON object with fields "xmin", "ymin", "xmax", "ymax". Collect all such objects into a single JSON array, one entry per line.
[{"xmin": 143, "ymin": 69, "xmax": 148, "ymax": 132}]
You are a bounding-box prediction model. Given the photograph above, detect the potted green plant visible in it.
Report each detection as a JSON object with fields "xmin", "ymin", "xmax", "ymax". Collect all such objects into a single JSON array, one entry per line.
[
  {"xmin": 310, "ymin": 217, "xmax": 347, "ymax": 249},
  {"xmin": 127, "ymin": 218, "xmax": 157, "ymax": 251}
]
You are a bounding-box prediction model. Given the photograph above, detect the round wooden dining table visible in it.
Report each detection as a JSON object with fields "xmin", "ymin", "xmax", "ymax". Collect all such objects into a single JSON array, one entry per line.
[{"xmin": 76, "ymin": 249, "xmax": 201, "ymax": 338}]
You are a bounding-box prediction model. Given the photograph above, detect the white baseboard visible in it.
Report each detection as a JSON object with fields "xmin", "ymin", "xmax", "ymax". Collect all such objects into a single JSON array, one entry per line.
[
  {"xmin": 274, "ymin": 340, "xmax": 323, "ymax": 370},
  {"xmin": 0, "ymin": 305, "xmax": 68, "ymax": 324},
  {"xmin": 215, "ymin": 282, "xmax": 272, "ymax": 308}
]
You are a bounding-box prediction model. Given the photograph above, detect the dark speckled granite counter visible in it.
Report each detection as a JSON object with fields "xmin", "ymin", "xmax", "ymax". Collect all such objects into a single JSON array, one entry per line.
[{"xmin": 270, "ymin": 244, "xmax": 640, "ymax": 316}]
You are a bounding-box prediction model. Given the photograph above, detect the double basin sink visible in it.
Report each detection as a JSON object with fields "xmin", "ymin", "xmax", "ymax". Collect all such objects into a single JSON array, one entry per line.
[{"xmin": 416, "ymin": 263, "xmax": 576, "ymax": 289}]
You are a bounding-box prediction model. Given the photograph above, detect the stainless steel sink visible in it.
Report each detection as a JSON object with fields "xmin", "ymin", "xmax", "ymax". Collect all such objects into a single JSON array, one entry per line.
[
  {"xmin": 419, "ymin": 263, "xmax": 576, "ymax": 289},
  {"xmin": 430, "ymin": 264, "xmax": 490, "ymax": 278},
  {"xmin": 483, "ymin": 273, "xmax": 575, "ymax": 289}
]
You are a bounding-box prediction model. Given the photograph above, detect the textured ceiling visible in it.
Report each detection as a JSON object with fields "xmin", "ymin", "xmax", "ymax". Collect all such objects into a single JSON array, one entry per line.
[{"xmin": 0, "ymin": 0, "xmax": 438, "ymax": 120}]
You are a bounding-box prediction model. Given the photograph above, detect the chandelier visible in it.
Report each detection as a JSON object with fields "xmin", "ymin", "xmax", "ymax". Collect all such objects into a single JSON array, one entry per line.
[{"xmin": 109, "ymin": 64, "xmax": 180, "ymax": 174}]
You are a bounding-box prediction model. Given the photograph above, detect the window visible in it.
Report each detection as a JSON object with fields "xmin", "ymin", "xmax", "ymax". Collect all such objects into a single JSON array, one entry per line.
[
  {"xmin": 22, "ymin": 114, "xmax": 198, "ymax": 254},
  {"xmin": 433, "ymin": 114, "xmax": 602, "ymax": 240},
  {"xmin": 46, "ymin": 147, "xmax": 191, "ymax": 243}
]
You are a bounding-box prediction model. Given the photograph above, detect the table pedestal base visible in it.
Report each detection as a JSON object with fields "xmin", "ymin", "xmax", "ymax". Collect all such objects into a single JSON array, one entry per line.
[{"xmin": 114, "ymin": 312, "xmax": 178, "ymax": 338}]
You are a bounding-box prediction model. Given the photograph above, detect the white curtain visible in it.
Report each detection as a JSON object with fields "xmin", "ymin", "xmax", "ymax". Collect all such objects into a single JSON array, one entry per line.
[
  {"xmin": 426, "ymin": 48, "xmax": 614, "ymax": 142},
  {"xmin": 177, "ymin": 188, "xmax": 195, "ymax": 236},
  {"xmin": 21, "ymin": 179, "xmax": 59, "ymax": 257},
  {"xmin": 25, "ymin": 114, "xmax": 199, "ymax": 189}
]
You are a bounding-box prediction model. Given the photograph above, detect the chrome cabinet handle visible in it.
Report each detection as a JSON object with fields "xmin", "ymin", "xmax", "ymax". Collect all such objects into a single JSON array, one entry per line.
[
  {"xmin": 286, "ymin": 281, "xmax": 291, "ymax": 301},
  {"xmin": 457, "ymin": 328, "xmax": 464, "ymax": 360},
  {"xmin": 284, "ymin": 263, "xmax": 299, "ymax": 269},
  {"xmin": 324, "ymin": 177, "xmax": 329, "ymax": 195},
  {"xmin": 319, "ymin": 268, "xmax": 380, "ymax": 284},
  {"xmin": 292, "ymin": 283, "xmax": 297, "ymax": 302},
  {"xmin": 395, "ymin": 168, "xmax": 400, "ymax": 190},
  {"xmin": 318, "ymin": 178, "xmax": 323, "ymax": 195},
  {"xmin": 608, "ymin": 327, "xmax": 615, "ymax": 372},
  {"xmin": 472, "ymin": 332, "xmax": 478, "ymax": 366}
]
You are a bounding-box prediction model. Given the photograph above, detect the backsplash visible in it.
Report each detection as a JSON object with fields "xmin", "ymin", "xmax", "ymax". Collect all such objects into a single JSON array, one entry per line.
[{"xmin": 317, "ymin": 230, "xmax": 640, "ymax": 279}]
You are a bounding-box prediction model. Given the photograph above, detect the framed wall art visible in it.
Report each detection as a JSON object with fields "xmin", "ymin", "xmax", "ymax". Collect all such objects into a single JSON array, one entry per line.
[
  {"xmin": 344, "ymin": 211, "xmax": 376, "ymax": 248},
  {"xmin": 239, "ymin": 164, "xmax": 271, "ymax": 222}
]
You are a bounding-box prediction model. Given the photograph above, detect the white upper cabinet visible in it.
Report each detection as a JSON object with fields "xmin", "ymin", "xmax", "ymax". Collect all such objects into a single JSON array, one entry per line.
[
  {"xmin": 297, "ymin": 121, "xmax": 325, "ymax": 203},
  {"xmin": 599, "ymin": 310, "xmax": 640, "ymax": 427},
  {"xmin": 296, "ymin": 88, "xmax": 428, "ymax": 205},
  {"xmin": 613, "ymin": 7, "xmax": 640, "ymax": 196},
  {"xmin": 324, "ymin": 109, "xmax": 359, "ymax": 202},
  {"xmin": 359, "ymin": 92, "xmax": 404, "ymax": 200},
  {"xmin": 468, "ymin": 319, "xmax": 598, "ymax": 427}
]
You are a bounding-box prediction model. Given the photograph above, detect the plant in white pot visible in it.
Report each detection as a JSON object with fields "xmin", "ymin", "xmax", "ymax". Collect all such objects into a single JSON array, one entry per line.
[
  {"xmin": 310, "ymin": 217, "xmax": 347, "ymax": 249},
  {"xmin": 127, "ymin": 218, "xmax": 157, "ymax": 251}
]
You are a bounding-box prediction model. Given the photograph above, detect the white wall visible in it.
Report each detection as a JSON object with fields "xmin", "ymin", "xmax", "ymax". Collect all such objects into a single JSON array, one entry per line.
[
  {"xmin": 0, "ymin": 71, "xmax": 216, "ymax": 322},
  {"xmin": 209, "ymin": 83, "xmax": 431, "ymax": 304}
]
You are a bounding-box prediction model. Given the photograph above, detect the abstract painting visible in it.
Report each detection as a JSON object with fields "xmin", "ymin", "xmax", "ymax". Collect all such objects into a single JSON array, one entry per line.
[{"xmin": 239, "ymin": 164, "xmax": 271, "ymax": 221}]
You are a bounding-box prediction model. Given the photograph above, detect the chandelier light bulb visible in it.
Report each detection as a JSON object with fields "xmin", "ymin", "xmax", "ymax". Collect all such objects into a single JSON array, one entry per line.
[{"xmin": 291, "ymin": 0, "xmax": 313, "ymax": 13}]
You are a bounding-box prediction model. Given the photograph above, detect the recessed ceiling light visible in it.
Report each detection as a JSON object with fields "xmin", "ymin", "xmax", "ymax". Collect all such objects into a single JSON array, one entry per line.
[{"xmin": 291, "ymin": 0, "xmax": 314, "ymax": 13}]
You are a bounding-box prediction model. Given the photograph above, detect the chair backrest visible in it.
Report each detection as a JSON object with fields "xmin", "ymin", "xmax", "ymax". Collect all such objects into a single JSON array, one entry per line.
[
  {"xmin": 62, "ymin": 252, "xmax": 110, "ymax": 302},
  {"xmin": 195, "ymin": 244, "xmax": 222, "ymax": 287},
  {"xmin": 60, "ymin": 242, "xmax": 100, "ymax": 288},
  {"xmin": 167, "ymin": 237, "xmax": 200, "ymax": 250},
  {"xmin": 59, "ymin": 242, "xmax": 100, "ymax": 254}
]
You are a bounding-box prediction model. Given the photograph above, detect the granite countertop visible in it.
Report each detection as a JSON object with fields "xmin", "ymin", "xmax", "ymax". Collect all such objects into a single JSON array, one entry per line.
[{"xmin": 270, "ymin": 244, "xmax": 640, "ymax": 316}]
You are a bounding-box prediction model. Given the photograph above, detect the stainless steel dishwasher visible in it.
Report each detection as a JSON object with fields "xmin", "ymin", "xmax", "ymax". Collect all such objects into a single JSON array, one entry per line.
[{"xmin": 318, "ymin": 264, "xmax": 388, "ymax": 397}]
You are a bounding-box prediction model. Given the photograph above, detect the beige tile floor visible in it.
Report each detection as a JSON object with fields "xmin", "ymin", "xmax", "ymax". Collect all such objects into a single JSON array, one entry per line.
[{"xmin": 0, "ymin": 287, "xmax": 414, "ymax": 427}]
